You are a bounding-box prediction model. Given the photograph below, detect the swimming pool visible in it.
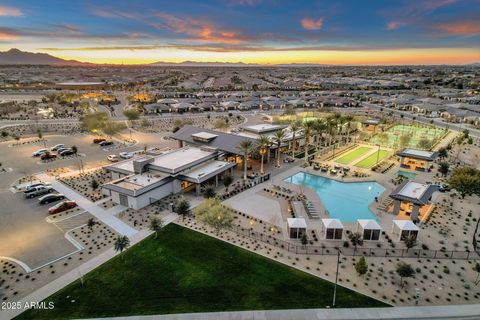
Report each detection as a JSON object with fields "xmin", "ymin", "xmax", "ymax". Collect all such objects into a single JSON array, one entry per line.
[
  {"xmin": 397, "ymin": 170, "xmax": 417, "ymax": 180},
  {"xmin": 284, "ymin": 172, "xmax": 384, "ymax": 222}
]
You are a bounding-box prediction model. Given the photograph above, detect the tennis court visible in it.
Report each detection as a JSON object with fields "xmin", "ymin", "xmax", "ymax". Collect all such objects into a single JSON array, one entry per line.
[
  {"xmin": 369, "ymin": 124, "xmax": 445, "ymax": 148},
  {"xmin": 355, "ymin": 150, "xmax": 390, "ymax": 168},
  {"xmin": 335, "ymin": 146, "xmax": 373, "ymax": 165}
]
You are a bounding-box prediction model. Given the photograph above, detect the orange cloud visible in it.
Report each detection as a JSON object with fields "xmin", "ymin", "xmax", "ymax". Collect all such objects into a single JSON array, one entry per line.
[
  {"xmin": 0, "ymin": 32, "xmax": 16, "ymax": 40},
  {"xmin": 301, "ymin": 18, "xmax": 324, "ymax": 30},
  {"xmin": 0, "ymin": 5, "xmax": 22, "ymax": 17},
  {"xmin": 435, "ymin": 21, "xmax": 480, "ymax": 36}
]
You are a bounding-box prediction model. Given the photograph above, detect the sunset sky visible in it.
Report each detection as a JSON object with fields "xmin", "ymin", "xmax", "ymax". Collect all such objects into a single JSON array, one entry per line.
[{"xmin": 0, "ymin": 0, "xmax": 479, "ymax": 65}]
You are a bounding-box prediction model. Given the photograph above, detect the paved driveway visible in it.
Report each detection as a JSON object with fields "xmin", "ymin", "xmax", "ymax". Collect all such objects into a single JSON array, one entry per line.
[{"xmin": 0, "ymin": 190, "xmax": 78, "ymax": 271}]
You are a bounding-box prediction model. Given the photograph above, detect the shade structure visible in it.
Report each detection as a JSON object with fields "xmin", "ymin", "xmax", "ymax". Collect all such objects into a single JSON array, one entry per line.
[
  {"xmin": 392, "ymin": 219, "xmax": 420, "ymax": 241},
  {"xmin": 287, "ymin": 218, "xmax": 307, "ymax": 239},
  {"xmin": 322, "ymin": 218, "xmax": 344, "ymax": 240},
  {"xmin": 357, "ymin": 219, "xmax": 382, "ymax": 241}
]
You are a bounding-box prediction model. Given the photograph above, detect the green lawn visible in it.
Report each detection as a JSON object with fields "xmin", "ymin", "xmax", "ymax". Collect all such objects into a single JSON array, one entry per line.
[
  {"xmin": 335, "ymin": 147, "xmax": 373, "ymax": 165},
  {"xmin": 17, "ymin": 224, "xmax": 386, "ymax": 319},
  {"xmin": 355, "ymin": 150, "xmax": 390, "ymax": 168}
]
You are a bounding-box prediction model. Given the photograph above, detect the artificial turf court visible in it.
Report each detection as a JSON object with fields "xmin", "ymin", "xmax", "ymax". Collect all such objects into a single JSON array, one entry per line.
[
  {"xmin": 17, "ymin": 224, "xmax": 385, "ymax": 319},
  {"xmin": 335, "ymin": 146, "xmax": 373, "ymax": 165},
  {"xmin": 369, "ymin": 124, "xmax": 446, "ymax": 148},
  {"xmin": 355, "ymin": 150, "xmax": 390, "ymax": 168}
]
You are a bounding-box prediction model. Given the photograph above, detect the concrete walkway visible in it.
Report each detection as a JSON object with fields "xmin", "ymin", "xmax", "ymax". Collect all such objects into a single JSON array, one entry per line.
[
  {"xmin": 36, "ymin": 173, "xmax": 138, "ymax": 237},
  {"xmin": 87, "ymin": 304, "xmax": 480, "ymax": 320},
  {"xmin": 1, "ymin": 212, "xmax": 179, "ymax": 320}
]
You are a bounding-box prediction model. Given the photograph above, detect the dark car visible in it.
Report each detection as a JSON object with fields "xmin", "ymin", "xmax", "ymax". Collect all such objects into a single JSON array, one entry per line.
[
  {"xmin": 93, "ymin": 138, "xmax": 106, "ymax": 144},
  {"xmin": 38, "ymin": 193, "xmax": 65, "ymax": 204},
  {"xmin": 59, "ymin": 149, "xmax": 75, "ymax": 156},
  {"xmin": 99, "ymin": 141, "xmax": 113, "ymax": 147},
  {"xmin": 41, "ymin": 153, "xmax": 57, "ymax": 160}
]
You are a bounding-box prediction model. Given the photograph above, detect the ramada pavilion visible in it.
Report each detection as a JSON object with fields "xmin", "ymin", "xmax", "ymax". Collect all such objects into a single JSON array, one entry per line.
[
  {"xmin": 397, "ymin": 148, "xmax": 437, "ymax": 171},
  {"xmin": 102, "ymin": 146, "xmax": 236, "ymax": 209},
  {"xmin": 389, "ymin": 180, "xmax": 438, "ymax": 222}
]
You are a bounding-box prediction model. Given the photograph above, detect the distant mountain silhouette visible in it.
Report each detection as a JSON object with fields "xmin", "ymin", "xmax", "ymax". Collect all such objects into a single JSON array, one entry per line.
[
  {"xmin": 0, "ymin": 48, "xmax": 87, "ymax": 65},
  {"xmin": 148, "ymin": 60, "xmax": 257, "ymax": 67}
]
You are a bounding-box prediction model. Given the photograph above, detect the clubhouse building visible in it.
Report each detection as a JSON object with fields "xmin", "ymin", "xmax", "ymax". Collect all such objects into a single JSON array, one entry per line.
[
  {"xmin": 397, "ymin": 148, "xmax": 437, "ymax": 171},
  {"xmin": 389, "ymin": 181, "xmax": 438, "ymax": 222}
]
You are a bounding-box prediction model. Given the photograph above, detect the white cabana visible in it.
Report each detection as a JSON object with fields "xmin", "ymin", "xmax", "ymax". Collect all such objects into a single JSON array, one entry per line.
[
  {"xmin": 356, "ymin": 219, "xmax": 382, "ymax": 241},
  {"xmin": 287, "ymin": 218, "xmax": 307, "ymax": 239},
  {"xmin": 391, "ymin": 220, "xmax": 419, "ymax": 241},
  {"xmin": 322, "ymin": 218, "xmax": 344, "ymax": 240}
]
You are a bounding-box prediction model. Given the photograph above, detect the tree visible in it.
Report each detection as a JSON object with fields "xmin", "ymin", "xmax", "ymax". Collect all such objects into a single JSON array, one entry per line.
[
  {"xmin": 403, "ymin": 235, "xmax": 418, "ymax": 252},
  {"xmin": 290, "ymin": 120, "xmax": 301, "ymax": 158},
  {"xmin": 37, "ymin": 128, "xmax": 46, "ymax": 148},
  {"xmin": 313, "ymin": 118, "xmax": 327, "ymax": 157},
  {"xmin": 113, "ymin": 235, "xmax": 130, "ymax": 257},
  {"xmin": 257, "ymin": 135, "xmax": 270, "ymax": 174},
  {"xmin": 123, "ymin": 109, "xmax": 140, "ymax": 122},
  {"xmin": 238, "ymin": 139, "xmax": 254, "ymax": 181},
  {"xmin": 377, "ymin": 132, "xmax": 389, "ymax": 147},
  {"xmin": 71, "ymin": 145, "xmax": 81, "ymax": 173},
  {"xmin": 194, "ymin": 198, "xmax": 234, "ymax": 234},
  {"xmin": 437, "ymin": 147, "xmax": 448, "ymax": 159},
  {"xmin": 355, "ymin": 256, "xmax": 368, "ymax": 276},
  {"xmin": 301, "ymin": 233, "xmax": 308, "ymax": 247},
  {"xmin": 473, "ymin": 262, "xmax": 480, "ymax": 286},
  {"xmin": 396, "ymin": 262, "xmax": 414, "ymax": 288},
  {"xmin": 175, "ymin": 198, "xmax": 190, "ymax": 221},
  {"xmin": 348, "ymin": 232, "xmax": 363, "ymax": 254},
  {"xmin": 438, "ymin": 162, "xmax": 449, "ymax": 177},
  {"xmin": 448, "ymin": 167, "xmax": 480, "ymax": 198},
  {"xmin": 87, "ymin": 218, "xmax": 96, "ymax": 230},
  {"xmin": 223, "ymin": 175, "xmax": 233, "ymax": 191},
  {"xmin": 399, "ymin": 134, "xmax": 411, "ymax": 149},
  {"xmin": 90, "ymin": 178, "xmax": 99, "ymax": 190},
  {"xmin": 273, "ymin": 130, "xmax": 286, "ymax": 167},
  {"xmin": 203, "ymin": 185, "xmax": 216, "ymax": 198},
  {"xmin": 149, "ymin": 217, "xmax": 163, "ymax": 239},
  {"xmin": 302, "ymin": 120, "xmax": 314, "ymax": 165}
]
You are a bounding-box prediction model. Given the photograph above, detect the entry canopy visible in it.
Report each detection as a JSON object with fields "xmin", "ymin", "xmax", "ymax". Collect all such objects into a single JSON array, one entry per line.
[{"xmin": 357, "ymin": 219, "xmax": 381, "ymax": 230}]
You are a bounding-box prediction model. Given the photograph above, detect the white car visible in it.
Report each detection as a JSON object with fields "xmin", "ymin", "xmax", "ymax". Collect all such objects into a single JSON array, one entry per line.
[
  {"xmin": 119, "ymin": 152, "xmax": 134, "ymax": 159},
  {"xmin": 107, "ymin": 155, "xmax": 119, "ymax": 162},
  {"xmin": 32, "ymin": 149, "xmax": 48, "ymax": 157},
  {"xmin": 50, "ymin": 144, "xmax": 65, "ymax": 151}
]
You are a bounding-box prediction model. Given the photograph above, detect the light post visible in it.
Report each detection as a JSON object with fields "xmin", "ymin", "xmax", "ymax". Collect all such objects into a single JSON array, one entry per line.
[
  {"xmin": 332, "ymin": 250, "xmax": 341, "ymax": 307},
  {"xmin": 376, "ymin": 144, "xmax": 381, "ymax": 165}
]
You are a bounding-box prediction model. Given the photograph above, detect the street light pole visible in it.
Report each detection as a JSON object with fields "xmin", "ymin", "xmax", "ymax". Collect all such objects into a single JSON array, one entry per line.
[
  {"xmin": 376, "ymin": 144, "xmax": 380, "ymax": 165},
  {"xmin": 332, "ymin": 250, "xmax": 341, "ymax": 308}
]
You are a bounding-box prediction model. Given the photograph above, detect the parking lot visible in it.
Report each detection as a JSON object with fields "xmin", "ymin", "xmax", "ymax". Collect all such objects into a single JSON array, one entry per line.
[{"xmin": 0, "ymin": 189, "xmax": 79, "ymax": 270}]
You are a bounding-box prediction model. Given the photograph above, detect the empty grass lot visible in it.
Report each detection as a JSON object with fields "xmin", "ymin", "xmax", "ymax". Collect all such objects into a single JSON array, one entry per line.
[
  {"xmin": 335, "ymin": 147, "xmax": 373, "ymax": 165},
  {"xmin": 355, "ymin": 150, "xmax": 390, "ymax": 168},
  {"xmin": 17, "ymin": 224, "xmax": 386, "ymax": 319}
]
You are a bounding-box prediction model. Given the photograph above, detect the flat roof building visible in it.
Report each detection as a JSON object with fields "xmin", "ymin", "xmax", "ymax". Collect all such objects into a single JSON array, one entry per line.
[
  {"xmin": 397, "ymin": 148, "xmax": 437, "ymax": 172},
  {"xmin": 389, "ymin": 181, "xmax": 438, "ymax": 222}
]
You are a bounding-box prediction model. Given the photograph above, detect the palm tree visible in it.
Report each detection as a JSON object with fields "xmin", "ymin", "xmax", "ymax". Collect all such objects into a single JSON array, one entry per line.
[
  {"xmin": 326, "ymin": 115, "xmax": 337, "ymax": 147},
  {"xmin": 273, "ymin": 130, "xmax": 286, "ymax": 167},
  {"xmin": 238, "ymin": 139, "xmax": 254, "ymax": 181},
  {"xmin": 302, "ymin": 121, "xmax": 314, "ymax": 165},
  {"xmin": 257, "ymin": 135, "xmax": 270, "ymax": 174},
  {"xmin": 343, "ymin": 115, "xmax": 354, "ymax": 142},
  {"xmin": 149, "ymin": 217, "xmax": 163, "ymax": 239},
  {"xmin": 290, "ymin": 120, "xmax": 301, "ymax": 158},
  {"xmin": 313, "ymin": 119, "xmax": 327, "ymax": 158},
  {"xmin": 113, "ymin": 235, "xmax": 130, "ymax": 258}
]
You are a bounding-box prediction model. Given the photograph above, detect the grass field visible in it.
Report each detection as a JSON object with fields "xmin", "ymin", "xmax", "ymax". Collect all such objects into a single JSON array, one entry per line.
[
  {"xmin": 335, "ymin": 146, "xmax": 373, "ymax": 165},
  {"xmin": 17, "ymin": 224, "xmax": 385, "ymax": 319},
  {"xmin": 355, "ymin": 150, "xmax": 390, "ymax": 168}
]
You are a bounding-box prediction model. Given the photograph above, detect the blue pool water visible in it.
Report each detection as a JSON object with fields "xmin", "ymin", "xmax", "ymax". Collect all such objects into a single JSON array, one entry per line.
[
  {"xmin": 397, "ymin": 170, "xmax": 417, "ymax": 180},
  {"xmin": 284, "ymin": 172, "xmax": 384, "ymax": 222}
]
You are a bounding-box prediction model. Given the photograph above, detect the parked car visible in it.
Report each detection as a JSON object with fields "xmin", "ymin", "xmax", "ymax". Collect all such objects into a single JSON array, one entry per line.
[
  {"xmin": 283, "ymin": 157, "xmax": 295, "ymax": 163},
  {"xmin": 48, "ymin": 201, "xmax": 77, "ymax": 214},
  {"xmin": 59, "ymin": 149, "xmax": 75, "ymax": 156},
  {"xmin": 39, "ymin": 193, "xmax": 65, "ymax": 204},
  {"xmin": 25, "ymin": 186, "xmax": 54, "ymax": 198},
  {"xmin": 40, "ymin": 153, "xmax": 57, "ymax": 160},
  {"xmin": 50, "ymin": 144, "xmax": 65, "ymax": 151},
  {"xmin": 55, "ymin": 147, "xmax": 68, "ymax": 154},
  {"xmin": 107, "ymin": 155, "xmax": 119, "ymax": 162},
  {"xmin": 25, "ymin": 183, "xmax": 49, "ymax": 192},
  {"xmin": 99, "ymin": 141, "xmax": 113, "ymax": 147},
  {"xmin": 119, "ymin": 152, "xmax": 134, "ymax": 159},
  {"xmin": 93, "ymin": 138, "xmax": 106, "ymax": 144},
  {"xmin": 32, "ymin": 149, "xmax": 48, "ymax": 157}
]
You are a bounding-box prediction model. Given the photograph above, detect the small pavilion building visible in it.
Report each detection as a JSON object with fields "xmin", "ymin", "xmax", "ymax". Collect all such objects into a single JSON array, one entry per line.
[
  {"xmin": 322, "ymin": 219, "xmax": 344, "ymax": 240},
  {"xmin": 356, "ymin": 219, "xmax": 382, "ymax": 241},
  {"xmin": 389, "ymin": 181, "xmax": 438, "ymax": 222},
  {"xmin": 287, "ymin": 218, "xmax": 307, "ymax": 239},
  {"xmin": 391, "ymin": 220, "xmax": 420, "ymax": 241},
  {"xmin": 397, "ymin": 148, "xmax": 437, "ymax": 171}
]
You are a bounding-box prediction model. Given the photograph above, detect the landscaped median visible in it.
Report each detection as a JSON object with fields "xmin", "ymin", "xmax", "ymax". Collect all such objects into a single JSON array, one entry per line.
[{"xmin": 16, "ymin": 224, "xmax": 386, "ymax": 319}]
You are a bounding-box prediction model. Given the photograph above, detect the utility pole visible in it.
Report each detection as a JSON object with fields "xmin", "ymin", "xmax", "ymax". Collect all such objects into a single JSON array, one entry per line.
[{"xmin": 332, "ymin": 250, "xmax": 341, "ymax": 307}]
